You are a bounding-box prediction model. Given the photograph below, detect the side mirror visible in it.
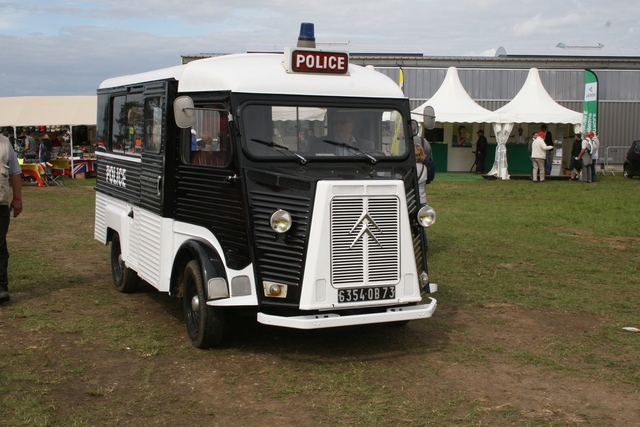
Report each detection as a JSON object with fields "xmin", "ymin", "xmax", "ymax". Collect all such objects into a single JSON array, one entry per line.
[
  {"xmin": 423, "ymin": 105, "xmax": 436, "ymax": 130},
  {"xmin": 174, "ymin": 96, "xmax": 195, "ymax": 128},
  {"xmin": 410, "ymin": 119, "xmax": 421, "ymax": 137}
]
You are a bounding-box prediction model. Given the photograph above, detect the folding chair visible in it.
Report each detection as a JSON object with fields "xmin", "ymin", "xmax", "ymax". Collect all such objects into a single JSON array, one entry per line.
[{"xmin": 45, "ymin": 162, "xmax": 65, "ymax": 186}]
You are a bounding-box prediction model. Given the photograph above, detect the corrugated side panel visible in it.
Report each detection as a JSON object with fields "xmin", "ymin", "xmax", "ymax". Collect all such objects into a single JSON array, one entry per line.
[
  {"xmin": 597, "ymin": 70, "xmax": 640, "ymax": 101},
  {"xmin": 136, "ymin": 208, "xmax": 162, "ymax": 286},
  {"xmin": 94, "ymin": 192, "xmax": 108, "ymax": 243},
  {"xmin": 600, "ymin": 102, "xmax": 640, "ymax": 148}
]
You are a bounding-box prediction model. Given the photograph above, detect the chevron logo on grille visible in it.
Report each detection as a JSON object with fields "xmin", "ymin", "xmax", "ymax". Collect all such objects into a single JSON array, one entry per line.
[{"xmin": 348, "ymin": 210, "xmax": 383, "ymax": 249}]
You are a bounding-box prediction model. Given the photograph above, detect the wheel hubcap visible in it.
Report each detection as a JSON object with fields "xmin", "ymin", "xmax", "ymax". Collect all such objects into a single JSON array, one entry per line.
[{"xmin": 191, "ymin": 295, "xmax": 200, "ymax": 312}]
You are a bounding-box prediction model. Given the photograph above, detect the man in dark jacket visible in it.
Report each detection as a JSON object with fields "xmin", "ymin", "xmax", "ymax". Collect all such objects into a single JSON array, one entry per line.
[
  {"xmin": 541, "ymin": 124, "xmax": 553, "ymax": 175},
  {"xmin": 475, "ymin": 129, "xmax": 488, "ymax": 174}
]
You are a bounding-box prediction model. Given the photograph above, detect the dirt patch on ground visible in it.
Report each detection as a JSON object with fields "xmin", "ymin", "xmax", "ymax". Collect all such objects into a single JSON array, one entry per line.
[
  {"xmin": 3, "ymin": 289, "xmax": 639, "ymax": 426},
  {"xmin": 435, "ymin": 305, "xmax": 638, "ymax": 425}
]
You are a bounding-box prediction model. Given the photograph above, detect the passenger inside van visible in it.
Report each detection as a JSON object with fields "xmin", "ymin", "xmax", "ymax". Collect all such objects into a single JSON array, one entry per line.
[
  {"xmin": 191, "ymin": 131, "xmax": 230, "ymax": 166},
  {"xmin": 192, "ymin": 140, "xmax": 215, "ymax": 165}
]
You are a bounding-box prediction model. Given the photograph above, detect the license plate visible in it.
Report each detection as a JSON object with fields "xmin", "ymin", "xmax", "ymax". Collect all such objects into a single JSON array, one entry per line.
[{"xmin": 337, "ymin": 286, "xmax": 395, "ymax": 303}]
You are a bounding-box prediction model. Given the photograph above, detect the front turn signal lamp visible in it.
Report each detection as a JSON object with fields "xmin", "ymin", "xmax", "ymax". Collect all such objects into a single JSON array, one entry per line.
[
  {"xmin": 417, "ymin": 205, "xmax": 436, "ymax": 228},
  {"xmin": 270, "ymin": 209, "xmax": 292, "ymax": 233},
  {"xmin": 263, "ymin": 281, "xmax": 288, "ymax": 298}
]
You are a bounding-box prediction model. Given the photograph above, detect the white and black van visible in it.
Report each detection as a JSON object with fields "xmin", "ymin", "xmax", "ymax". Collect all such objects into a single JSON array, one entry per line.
[{"xmin": 94, "ymin": 24, "xmax": 437, "ymax": 348}]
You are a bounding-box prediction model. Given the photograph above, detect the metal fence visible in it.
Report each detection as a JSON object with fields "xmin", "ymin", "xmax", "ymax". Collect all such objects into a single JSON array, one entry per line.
[{"xmin": 602, "ymin": 146, "xmax": 629, "ymax": 175}]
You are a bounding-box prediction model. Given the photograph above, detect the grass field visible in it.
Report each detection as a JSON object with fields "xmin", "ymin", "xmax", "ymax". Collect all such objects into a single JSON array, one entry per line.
[{"xmin": 0, "ymin": 174, "xmax": 638, "ymax": 426}]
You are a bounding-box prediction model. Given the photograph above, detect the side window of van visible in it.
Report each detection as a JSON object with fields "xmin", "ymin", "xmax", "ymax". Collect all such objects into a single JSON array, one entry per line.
[
  {"xmin": 111, "ymin": 93, "xmax": 144, "ymax": 155},
  {"xmin": 144, "ymin": 97, "xmax": 163, "ymax": 154},
  {"xmin": 188, "ymin": 105, "xmax": 231, "ymax": 167}
]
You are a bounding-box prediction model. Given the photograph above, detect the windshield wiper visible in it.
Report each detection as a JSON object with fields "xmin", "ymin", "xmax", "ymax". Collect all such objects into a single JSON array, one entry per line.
[
  {"xmin": 322, "ymin": 139, "xmax": 377, "ymax": 164},
  {"xmin": 251, "ymin": 138, "xmax": 307, "ymax": 164}
]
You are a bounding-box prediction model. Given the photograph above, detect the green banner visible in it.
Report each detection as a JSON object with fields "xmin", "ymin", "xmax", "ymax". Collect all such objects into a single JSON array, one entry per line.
[{"xmin": 583, "ymin": 70, "xmax": 598, "ymax": 133}]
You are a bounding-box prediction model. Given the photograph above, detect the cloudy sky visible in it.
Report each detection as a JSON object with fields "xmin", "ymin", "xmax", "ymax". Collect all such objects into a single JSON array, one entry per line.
[{"xmin": 1, "ymin": 0, "xmax": 638, "ymax": 97}]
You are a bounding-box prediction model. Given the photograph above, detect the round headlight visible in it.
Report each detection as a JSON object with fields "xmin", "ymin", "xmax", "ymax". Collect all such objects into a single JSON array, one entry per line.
[
  {"xmin": 270, "ymin": 209, "xmax": 292, "ymax": 233},
  {"xmin": 417, "ymin": 205, "xmax": 436, "ymax": 228}
]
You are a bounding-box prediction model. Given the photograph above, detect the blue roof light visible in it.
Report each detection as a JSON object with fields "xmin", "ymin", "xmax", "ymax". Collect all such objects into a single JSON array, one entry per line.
[{"xmin": 298, "ymin": 23, "xmax": 315, "ymax": 42}]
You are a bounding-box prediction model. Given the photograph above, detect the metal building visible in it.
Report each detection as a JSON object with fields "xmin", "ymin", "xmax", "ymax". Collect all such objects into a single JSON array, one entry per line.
[{"xmin": 348, "ymin": 46, "xmax": 640, "ymax": 167}]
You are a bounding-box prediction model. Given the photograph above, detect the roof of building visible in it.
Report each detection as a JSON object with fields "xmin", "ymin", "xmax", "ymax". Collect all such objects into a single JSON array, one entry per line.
[{"xmin": 496, "ymin": 45, "xmax": 640, "ymax": 58}]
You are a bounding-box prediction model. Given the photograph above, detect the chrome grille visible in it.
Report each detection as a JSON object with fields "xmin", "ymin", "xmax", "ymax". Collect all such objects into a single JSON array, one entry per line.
[{"xmin": 331, "ymin": 196, "xmax": 400, "ymax": 286}]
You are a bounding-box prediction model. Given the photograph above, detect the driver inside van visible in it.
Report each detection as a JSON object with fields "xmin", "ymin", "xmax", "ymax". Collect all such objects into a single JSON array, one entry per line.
[{"xmin": 314, "ymin": 111, "xmax": 374, "ymax": 155}]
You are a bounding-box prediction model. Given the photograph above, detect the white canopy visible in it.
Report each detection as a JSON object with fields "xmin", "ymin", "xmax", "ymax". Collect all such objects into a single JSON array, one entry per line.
[
  {"xmin": 488, "ymin": 68, "xmax": 583, "ymax": 180},
  {"xmin": 493, "ymin": 68, "xmax": 583, "ymax": 125},
  {"xmin": 0, "ymin": 96, "xmax": 97, "ymax": 127},
  {"xmin": 412, "ymin": 67, "xmax": 498, "ymax": 123}
]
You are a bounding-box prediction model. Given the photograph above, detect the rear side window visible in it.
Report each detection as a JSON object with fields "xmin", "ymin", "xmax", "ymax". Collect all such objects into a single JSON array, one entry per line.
[
  {"xmin": 144, "ymin": 97, "xmax": 163, "ymax": 154},
  {"xmin": 111, "ymin": 93, "xmax": 144, "ymax": 155}
]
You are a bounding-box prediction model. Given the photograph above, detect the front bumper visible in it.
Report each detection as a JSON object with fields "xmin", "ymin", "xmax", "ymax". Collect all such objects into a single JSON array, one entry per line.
[{"xmin": 257, "ymin": 297, "xmax": 437, "ymax": 330}]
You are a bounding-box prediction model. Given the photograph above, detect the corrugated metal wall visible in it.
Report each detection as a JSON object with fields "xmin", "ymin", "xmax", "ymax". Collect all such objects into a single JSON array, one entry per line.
[{"xmin": 377, "ymin": 67, "xmax": 640, "ymax": 149}]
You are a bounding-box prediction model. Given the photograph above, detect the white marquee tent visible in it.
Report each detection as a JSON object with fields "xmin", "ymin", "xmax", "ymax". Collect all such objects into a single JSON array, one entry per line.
[
  {"xmin": 411, "ymin": 67, "xmax": 498, "ymax": 124},
  {"xmin": 0, "ymin": 96, "xmax": 97, "ymax": 179},
  {"xmin": 0, "ymin": 96, "xmax": 97, "ymax": 127},
  {"xmin": 411, "ymin": 67, "xmax": 583, "ymax": 180},
  {"xmin": 411, "ymin": 67, "xmax": 498, "ymax": 173},
  {"xmin": 488, "ymin": 68, "xmax": 583, "ymax": 179}
]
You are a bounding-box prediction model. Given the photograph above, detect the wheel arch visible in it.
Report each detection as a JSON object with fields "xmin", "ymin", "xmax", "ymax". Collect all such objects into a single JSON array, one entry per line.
[{"xmin": 170, "ymin": 240, "xmax": 227, "ymax": 298}]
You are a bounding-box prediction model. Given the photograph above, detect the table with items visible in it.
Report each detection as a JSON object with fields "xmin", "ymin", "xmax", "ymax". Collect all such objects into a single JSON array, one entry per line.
[{"xmin": 20, "ymin": 162, "xmax": 47, "ymax": 187}]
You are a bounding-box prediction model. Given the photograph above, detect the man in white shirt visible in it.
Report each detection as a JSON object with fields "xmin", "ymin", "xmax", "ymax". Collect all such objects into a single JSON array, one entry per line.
[{"xmin": 513, "ymin": 127, "xmax": 526, "ymax": 144}]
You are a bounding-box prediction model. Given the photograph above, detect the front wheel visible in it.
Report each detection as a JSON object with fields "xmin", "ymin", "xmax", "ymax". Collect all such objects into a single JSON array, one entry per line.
[
  {"xmin": 623, "ymin": 164, "xmax": 633, "ymax": 179},
  {"xmin": 183, "ymin": 260, "xmax": 225, "ymax": 348},
  {"xmin": 110, "ymin": 233, "xmax": 139, "ymax": 293}
]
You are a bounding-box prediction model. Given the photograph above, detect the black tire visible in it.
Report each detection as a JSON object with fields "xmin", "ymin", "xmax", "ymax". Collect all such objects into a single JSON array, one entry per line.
[
  {"xmin": 623, "ymin": 164, "xmax": 633, "ymax": 179},
  {"xmin": 183, "ymin": 260, "xmax": 225, "ymax": 348},
  {"xmin": 110, "ymin": 233, "xmax": 139, "ymax": 293}
]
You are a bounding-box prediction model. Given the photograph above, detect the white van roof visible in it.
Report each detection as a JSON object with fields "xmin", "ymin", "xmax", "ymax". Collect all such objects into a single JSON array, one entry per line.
[{"xmin": 99, "ymin": 53, "xmax": 405, "ymax": 99}]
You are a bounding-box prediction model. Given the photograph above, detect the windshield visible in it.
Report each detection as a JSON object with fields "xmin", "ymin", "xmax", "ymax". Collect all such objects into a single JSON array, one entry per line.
[{"xmin": 242, "ymin": 105, "xmax": 409, "ymax": 161}]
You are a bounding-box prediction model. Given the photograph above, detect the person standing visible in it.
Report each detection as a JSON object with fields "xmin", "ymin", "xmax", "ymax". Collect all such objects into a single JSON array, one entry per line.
[
  {"xmin": 24, "ymin": 131, "xmax": 35, "ymax": 152},
  {"xmin": 513, "ymin": 127, "xmax": 526, "ymax": 144},
  {"xmin": 570, "ymin": 133, "xmax": 583, "ymax": 180},
  {"xmin": 0, "ymin": 132, "xmax": 23, "ymax": 304},
  {"xmin": 590, "ymin": 132, "xmax": 600, "ymax": 182},
  {"xmin": 540, "ymin": 125, "xmax": 553, "ymax": 175},
  {"xmin": 39, "ymin": 134, "xmax": 53, "ymax": 163},
  {"xmin": 531, "ymin": 132, "xmax": 554, "ymax": 182},
  {"xmin": 414, "ymin": 144, "xmax": 428, "ymax": 205},
  {"xmin": 414, "ymin": 143, "xmax": 429, "ymax": 259},
  {"xmin": 527, "ymin": 132, "xmax": 536, "ymax": 179},
  {"xmin": 475, "ymin": 129, "xmax": 488, "ymax": 174},
  {"xmin": 14, "ymin": 132, "xmax": 26, "ymax": 156},
  {"xmin": 412, "ymin": 121, "xmax": 432, "ymax": 157},
  {"xmin": 190, "ymin": 129, "xmax": 198, "ymax": 151},
  {"xmin": 577, "ymin": 133, "xmax": 593, "ymax": 183}
]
